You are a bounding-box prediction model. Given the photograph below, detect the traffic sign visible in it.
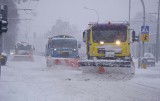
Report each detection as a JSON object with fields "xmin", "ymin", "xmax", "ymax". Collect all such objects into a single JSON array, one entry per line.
[
  {"xmin": 141, "ymin": 34, "xmax": 149, "ymax": 42},
  {"xmin": 141, "ymin": 26, "xmax": 149, "ymax": 34}
]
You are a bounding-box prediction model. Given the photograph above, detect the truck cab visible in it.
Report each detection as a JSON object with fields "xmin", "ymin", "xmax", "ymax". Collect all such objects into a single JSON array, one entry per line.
[
  {"xmin": 45, "ymin": 35, "xmax": 80, "ymax": 67},
  {"xmin": 46, "ymin": 35, "xmax": 79, "ymax": 58},
  {"xmin": 83, "ymin": 22, "xmax": 131, "ymax": 60}
]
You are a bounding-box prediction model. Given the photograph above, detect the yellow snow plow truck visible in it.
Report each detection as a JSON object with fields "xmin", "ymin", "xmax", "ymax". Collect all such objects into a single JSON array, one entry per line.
[{"xmin": 78, "ymin": 22, "xmax": 136, "ymax": 74}]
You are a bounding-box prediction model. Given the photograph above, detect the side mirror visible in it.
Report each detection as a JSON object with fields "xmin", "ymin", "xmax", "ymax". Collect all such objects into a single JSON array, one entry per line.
[
  {"xmin": 83, "ymin": 31, "xmax": 86, "ymax": 42},
  {"xmin": 78, "ymin": 43, "xmax": 81, "ymax": 48},
  {"xmin": 33, "ymin": 46, "xmax": 35, "ymax": 50}
]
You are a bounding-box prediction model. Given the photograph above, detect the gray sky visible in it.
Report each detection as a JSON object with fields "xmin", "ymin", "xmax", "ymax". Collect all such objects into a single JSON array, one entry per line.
[{"xmin": 18, "ymin": 0, "xmax": 158, "ymax": 36}]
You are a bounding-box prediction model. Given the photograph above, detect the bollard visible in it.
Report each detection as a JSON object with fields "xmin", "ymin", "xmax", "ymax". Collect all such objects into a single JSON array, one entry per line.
[
  {"xmin": 98, "ymin": 66, "xmax": 105, "ymax": 74},
  {"xmin": 55, "ymin": 59, "xmax": 61, "ymax": 65},
  {"xmin": 141, "ymin": 58, "xmax": 147, "ymax": 69}
]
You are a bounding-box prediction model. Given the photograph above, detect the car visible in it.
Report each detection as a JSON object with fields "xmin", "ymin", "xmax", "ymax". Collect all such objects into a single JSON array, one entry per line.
[
  {"xmin": 0, "ymin": 52, "xmax": 7, "ymax": 66},
  {"xmin": 141, "ymin": 53, "xmax": 155, "ymax": 67}
]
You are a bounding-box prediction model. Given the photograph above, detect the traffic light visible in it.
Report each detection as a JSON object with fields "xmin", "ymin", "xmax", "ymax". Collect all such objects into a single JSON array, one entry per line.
[
  {"xmin": 132, "ymin": 30, "xmax": 139, "ymax": 42},
  {"xmin": 0, "ymin": 20, "xmax": 8, "ymax": 33},
  {"xmin": 1, "ymin": 5, "xmax": 7, "ymax": 21},
  {"xmin": 132, "ymin": 30, "xmax": 135, "ymax": 41},
  {"xmin": 0, "ymin": 4, "xmax": 8, "ymax": 33}
]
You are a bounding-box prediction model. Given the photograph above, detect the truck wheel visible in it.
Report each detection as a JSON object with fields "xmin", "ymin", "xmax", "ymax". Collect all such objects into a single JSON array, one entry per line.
[
  {"xmin": 153, "ymin": 63, "xmax": 155, "ymax": 67},
  {"xmin": 1, "ymin": 57, "xmax": 7, "ymax": 65}
]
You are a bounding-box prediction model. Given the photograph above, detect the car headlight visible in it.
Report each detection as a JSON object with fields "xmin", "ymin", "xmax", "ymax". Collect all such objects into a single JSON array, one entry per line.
[{"xmin": 115, "ymin": 40, "xmax": 121, "ymax": 45}]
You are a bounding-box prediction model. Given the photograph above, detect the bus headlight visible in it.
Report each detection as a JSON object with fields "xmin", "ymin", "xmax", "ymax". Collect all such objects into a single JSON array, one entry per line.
[
  {"xmin": 115, "ymin": 40, "xmax": 121, "ymax": 45},
  {"xmin": 100, "ymin": 41, "xmax": 104, "ymax": 45},
  {"xmin": 73, "ymin": 49, "xmax": 77, "ymax": 51}
]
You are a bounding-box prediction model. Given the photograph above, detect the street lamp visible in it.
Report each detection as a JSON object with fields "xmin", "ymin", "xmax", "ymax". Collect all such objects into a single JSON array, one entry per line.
[
  {"xmin": 129, "ymin": 0, "xmax": 131, "ymax": 27},
  {"xmin": 149, "ymin": 0, "xmax": 160, "ymax": 62},
  {"xmin": 84, "ymin": 7, "xmax": 99, "ymax": 23},
  {"xmin": 156, "ymin": 0, "xmax": 160, "ymax": 62}
]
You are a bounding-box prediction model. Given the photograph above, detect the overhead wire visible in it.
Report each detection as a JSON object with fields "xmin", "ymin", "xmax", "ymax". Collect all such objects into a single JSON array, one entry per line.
[
  {"xmin": 24, "ymin": 0, "xmax": 39, "ymax": 40},
  {"xmin": 32, "ymin": 0, "xmax": 39, "ymax": 10}
]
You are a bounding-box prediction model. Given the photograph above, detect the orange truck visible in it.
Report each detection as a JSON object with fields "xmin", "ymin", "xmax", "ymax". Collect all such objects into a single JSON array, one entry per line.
[{"xmin": 10, "ymin": 42, "xmax": 34, "ymax": 61}]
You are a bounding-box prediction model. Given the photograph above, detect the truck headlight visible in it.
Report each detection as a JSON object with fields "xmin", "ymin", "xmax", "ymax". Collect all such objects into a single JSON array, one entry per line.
[
  {"xmin": 100, "ymin": 41, "xmax": 104, "ymax": 45},
  {"xmin": 53, "ymin": 48, "xmax": 57, "ymax": 51},
  {"xmin": 115, "ymin": 40, "xmax": 121, "ymax": 45}
]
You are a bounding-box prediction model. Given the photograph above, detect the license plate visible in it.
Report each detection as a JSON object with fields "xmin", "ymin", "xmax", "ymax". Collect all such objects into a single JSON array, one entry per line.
[{"xmin": 105, "ymin": 52, "xmax": 115, "ymax": 57}]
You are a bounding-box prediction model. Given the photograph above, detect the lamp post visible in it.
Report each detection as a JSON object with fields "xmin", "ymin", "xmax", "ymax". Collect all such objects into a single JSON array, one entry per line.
[
  {"xmin": 84, "ymin": 7, "xmax": 99, "ymax": 23},
  {"xmin": 149, "ymin": 0, "xmax": 160, "ymax": 62}
]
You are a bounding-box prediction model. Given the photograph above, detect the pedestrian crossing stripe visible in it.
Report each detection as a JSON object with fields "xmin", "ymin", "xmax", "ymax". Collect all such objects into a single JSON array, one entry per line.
[
  {"xmin": 141, "ymin": 34, "xmax": 149, "ymax": 42},
  {"xmin": 141, "ymin": 26, "xmax": 149, "ymax": 34}
]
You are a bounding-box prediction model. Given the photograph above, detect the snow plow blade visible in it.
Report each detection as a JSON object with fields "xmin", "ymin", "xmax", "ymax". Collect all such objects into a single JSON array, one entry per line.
[
  {"xmin": 10, "ymin": 55, "xmax": 34, "ymax": 61},
  {"xmin": 78, "ymin": 59, "xmax": 135, "ymax": 74},
  {"xmin": 78, "ymin": 59, "xmax": 131, "ymax": 67},
  {"xmin": 46, "ymin": 57, "xmax": 79, "ymax": 68}
]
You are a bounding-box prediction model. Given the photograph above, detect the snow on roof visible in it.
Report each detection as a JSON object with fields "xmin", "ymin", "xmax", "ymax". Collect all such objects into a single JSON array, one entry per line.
[{"xmin": 49, "ymin": 35, "xmax": 76, "ymax": 40}]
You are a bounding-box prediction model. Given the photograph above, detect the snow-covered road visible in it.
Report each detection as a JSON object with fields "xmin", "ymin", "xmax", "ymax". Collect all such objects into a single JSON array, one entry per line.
[{"xmin": 0, "ymin": 55, "xmax": 160, "ymax": 101}]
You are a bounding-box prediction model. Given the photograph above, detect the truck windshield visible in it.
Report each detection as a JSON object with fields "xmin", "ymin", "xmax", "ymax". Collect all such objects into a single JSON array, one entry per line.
[
  {"xmin": 17, "ymin": 45, "xmax": 32, "ymax": 50},
  {"xmin": 92, "ymin": 25, "xmax": 127, "ymax": 43},
  {"xmin": 52, "ymin": 39, "xmax": 77, "ymax": 48}
]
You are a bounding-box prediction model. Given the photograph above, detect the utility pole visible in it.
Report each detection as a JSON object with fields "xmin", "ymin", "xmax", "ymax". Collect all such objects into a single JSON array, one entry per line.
[
  {"xmin": 140, "ymin": 0, "xmax": 146, "ymax": 58},
  {"xmin": 0, "ymin": 4, "xmax": 8, "ymax": 78},
  {"xmin": 129, "ymin": 0, "xmax": 131, "ymax": 26},
  {"xmin": 135, "ymin": 0, "xmax": 145, "ymax": 69},
  {"xmin": 156, "ymin": 0, "xmax": 160, "ymax": 62}
]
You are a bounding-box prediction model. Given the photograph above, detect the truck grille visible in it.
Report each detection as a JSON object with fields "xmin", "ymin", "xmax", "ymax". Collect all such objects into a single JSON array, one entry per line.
[{"xmin": 98, "ymin": 48, "xmax": 105, "ymax": 54}]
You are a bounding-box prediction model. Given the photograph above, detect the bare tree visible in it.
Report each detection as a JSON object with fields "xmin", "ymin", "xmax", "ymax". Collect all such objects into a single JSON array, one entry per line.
[
  {"xmin": 46, "ymin": 19, "xmax": 79, "ymax": 38},
  {"xmin": 2, "ymin": 0, "xmax": 29, "ymax": 54}
]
